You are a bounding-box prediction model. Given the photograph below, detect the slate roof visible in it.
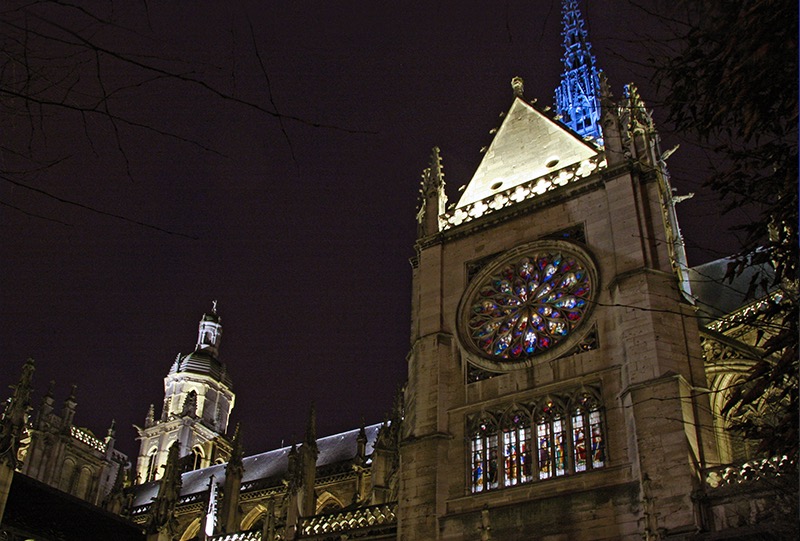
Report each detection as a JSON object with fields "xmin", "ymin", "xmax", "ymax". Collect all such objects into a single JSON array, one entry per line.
[
  {"xmin": 130, "ymin": 422, "xmax": 382, "ymax": 508},
  {"xmin": 688, "ymin": 257, "xmax": 776, "ymax": 326},
  {"xmin": 169, "ymin": 349, "xmax": 233, "ymax": 387}
]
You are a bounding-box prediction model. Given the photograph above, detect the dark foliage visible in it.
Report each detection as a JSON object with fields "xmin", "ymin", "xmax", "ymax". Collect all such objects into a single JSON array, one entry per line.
[{"xmin": 656, "ymin": 0, "xmax": 798, "ymax": 461}]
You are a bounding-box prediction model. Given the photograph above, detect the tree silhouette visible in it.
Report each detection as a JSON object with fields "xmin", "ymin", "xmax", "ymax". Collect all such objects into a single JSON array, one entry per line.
[{"xmin": 655, "ymin": 0, "xmax": 797, "ymax": 462}]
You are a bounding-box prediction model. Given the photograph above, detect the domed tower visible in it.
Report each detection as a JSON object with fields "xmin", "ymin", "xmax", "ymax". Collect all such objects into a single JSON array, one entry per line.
[{"xmin": 135, "ymin": 302, "xmax": 235, "ymax": 484}]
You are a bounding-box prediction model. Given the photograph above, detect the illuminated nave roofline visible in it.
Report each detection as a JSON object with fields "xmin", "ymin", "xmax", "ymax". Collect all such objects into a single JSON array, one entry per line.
[{"xmin": 129, "ymin": 422, "xmax": 383, "ymax": 508}]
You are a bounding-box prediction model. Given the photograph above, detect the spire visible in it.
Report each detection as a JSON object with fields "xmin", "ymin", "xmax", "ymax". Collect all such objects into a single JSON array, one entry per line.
[
  {"xmin": 145, "ymin": 403, "xmax": 155, "ymax": 428},
  {"xmin": 146, "ymin": 441, "xmax": 182, "ymax": 535},
  {"xmin": 61, "ymin": 384, "xmax": 77, "ymax": 429},
  {"xmin": 228, "ymin": 423, "xmax": 244, "ymax": 473},
  {"xmin": 303, "ymin": 403, "xmax": 318, "ymax": 456},
  {"xmin": 555, "ymin": 0, "xmax": 603, "ymax": 145},
  {"xmin": 34, "ymin": 380, "xmax": 55, "ymax": 429},
  {"xmin": 0, "ymin": 359, "xmax": 34, "ymax": 469},
  {"xmin": 105, "ymin": 419, "xmax": 117, "ymax": 448},
  {"xmin": 356, "ymin": 422, "xmax": 368, "ymax": 465},
  {"xmin": 299, "ymin": 404, "xmax": 318, "ymax": 519},
  {"xmin": 416, "ymin": 146, "xmax": 447, "ymax": 237},
  {"xmin": 221, "ymin": 424, "xmax": 244, "ymax": 533}
]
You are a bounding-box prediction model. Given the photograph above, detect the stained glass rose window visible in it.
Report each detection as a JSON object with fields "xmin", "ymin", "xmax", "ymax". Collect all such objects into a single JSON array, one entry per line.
[{"xmin": 459, "ymin": 242, "xmax": 595, "ymax": 367}]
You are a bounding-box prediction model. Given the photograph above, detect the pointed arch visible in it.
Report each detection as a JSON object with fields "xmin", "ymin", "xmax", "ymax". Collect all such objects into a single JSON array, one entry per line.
[
  {"xmin": 190, "ymin": 445, "xmax": 205, "ymax": 471},
  {"xmin": 316, "ymin": 491, "xmax": 344, "ymax": 514},
  {"xmin": 179, "ymin": 518, "xmax": 201, "ymax": 541},
  {"xmin": 568, "ymin": 387, "xmax": 605, "ymax": 472},
  {"xmin": 498, "ymin": 405, "xmax": 533, "ymax": 487},
  {"xmin": 241, "ymin": 502, "xmax": 270, "ymax": 531},
  {"xmin": 709, "ymin": 369, "xmax": 764, "ymax": 463},
  {"xmin": 146, "ymin": 447, "xmax": 159, "ymax": 481},
  {"xmin": 467, "ymin": 412, "xmax": 501, "ymax": 493},
  {"xmin": 533, "ymin": 396, "xmax": 568, "ymax": 479}
]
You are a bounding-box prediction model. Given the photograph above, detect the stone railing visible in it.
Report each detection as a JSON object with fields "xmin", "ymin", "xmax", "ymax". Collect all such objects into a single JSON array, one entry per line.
[
  {"xmin": 70, "ymin": 426, "xmax": 107, "ymax": 452},
  {"xmin": 439, "ymin": 154, "xmax": 606, "ymax": 231},
  {"xmin": 301, "ymin": 503, "xmax": 397, "ymax": 536},
  {"xmin": 129, "ymin": 503, "xmax": 151, "ymax": 517},
  {"xmin": 706, "ymin": 291, "xmax": 785, "ymax": 334},
  {"xmin": 178, "ymin": 492, "xmax": 207, "ymax": 505},
  {"xmin": 704, "ymin": 455, "xmax": 795, "ymax": 489}
]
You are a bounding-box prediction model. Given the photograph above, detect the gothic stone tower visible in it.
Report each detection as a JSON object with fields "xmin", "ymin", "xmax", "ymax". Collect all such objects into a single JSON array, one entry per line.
[
  {"xmin": 135, "ymin": 303, "xmax": 235, "ymax": 483},
  {"xmin": 399, "ymin": 9, "xmax": 717, "ymax": 540}
]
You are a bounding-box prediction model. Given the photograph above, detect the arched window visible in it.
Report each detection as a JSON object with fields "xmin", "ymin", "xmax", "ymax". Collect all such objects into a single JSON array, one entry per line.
[
  {"xmin": 570, "ymin": 391, "xmax": 605, "ymax": 472},
  {"xmin": 190, "ymin": 446, "xmax": 204, "ymax": 470},
  {"xmin": 146, "ymin": 448, "xmax": 158, "ymax": 482},
  {"xmin": 76, "ymin": 466, "xmax": 93, "ymax": 499},
  {"xmin": 501, "ymin": 409, "xmax": 532, "ymax": 487},
  {"xmin": 316, "ymin": 492, "xmax": 344, "ymax": 514},
  {"xmin": 467, "ymin": 389, "xmax": 605, "ymax": 493},
  {"xmin": 60, "ymin": 459, "xmax": 76, "ymax": 493},
  {"xmin": 469, "ymin": 415, "xmax": 499, "ymax": 493},
  {"xmin": 535, "ymin": 398, "xmax": 567, "ymax": 479}
]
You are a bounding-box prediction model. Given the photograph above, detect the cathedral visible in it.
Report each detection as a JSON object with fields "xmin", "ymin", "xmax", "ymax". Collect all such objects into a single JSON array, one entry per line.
[{"xmin": 1, "ymin": 1, "xmax": 794, "ymax": 540}]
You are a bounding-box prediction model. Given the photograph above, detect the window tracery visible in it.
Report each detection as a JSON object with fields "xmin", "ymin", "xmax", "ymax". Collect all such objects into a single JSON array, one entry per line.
[
  {"xmin": 470, "ymin": 415, "xmax": 499, "ymax": 492},
  {"xmin": 466, "ymin": 252, "xmax": 591, "ymax": 360},
  {"xmin": 457, "ymin": 241, "xmax": 597, "ymax": 370},
  {"xmin": 468, "ymin": 388, "xmax": 604, "ymax": 493}
]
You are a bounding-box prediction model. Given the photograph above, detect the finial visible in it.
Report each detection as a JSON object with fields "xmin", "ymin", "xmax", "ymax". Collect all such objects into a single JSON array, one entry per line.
[
  {"xmin": 420, "ymin": 147, "xmax": 445, "ymax": 195},
  {"xmin": 212, "ymin": 299, "xmax": 218, "ymax": 314},
  {"xmin": 511, "ymin": 76, "xmax": 524, "ymax": 97}
]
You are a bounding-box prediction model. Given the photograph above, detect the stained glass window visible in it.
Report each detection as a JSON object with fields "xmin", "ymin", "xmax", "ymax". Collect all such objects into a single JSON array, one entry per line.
[
  {"xmin": 502, "ymin": 413, "xmax": 532, "ymax": 486},
  {"xmin": 572, "ymin": 393, "xmax": 604, "ymax": 472},
  {"xmin": 470, "ymin": 420, "xmax": 500, "ymax": 493},
  {"xmin": 471, "ymin": 436, "xmax": 485, "ymax": 492},
  {"xmin": 537, "ymin": 417, "xmax": 552, "ymax": 479},
  {"xmin": 589, "ymin": 409, "xmax": 605, "ymax": 468},
  {"xmin": 465, "ymin": 250, "xmax": 592, "ymax": 362},
  {"xmin": 572, "ymin": 410, "xmax": 588, "ymax": 472},
  {"xmin": 537, "ymin": 401, "xmax": 567, "ymax": 479},
  {"xmin": 468, "ymin": 391, "xmax": 604, "ymax": 492}
]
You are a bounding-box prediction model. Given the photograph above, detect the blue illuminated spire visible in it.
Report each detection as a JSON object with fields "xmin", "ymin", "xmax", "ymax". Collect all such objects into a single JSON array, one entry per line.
[{"xmin": 555, "ymin": 0, "xmax": 603, "ymax": 146}]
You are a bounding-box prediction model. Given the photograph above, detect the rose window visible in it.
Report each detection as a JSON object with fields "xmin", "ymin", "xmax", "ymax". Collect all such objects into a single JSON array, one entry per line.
[{"xmin": 462, "ymin": 247, "xmax": 594, "ymax": 363}]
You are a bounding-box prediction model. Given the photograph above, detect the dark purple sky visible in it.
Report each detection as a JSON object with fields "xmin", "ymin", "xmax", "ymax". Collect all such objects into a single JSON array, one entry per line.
[{"xmin": 1, "ymin": 1, "xmax": 738, "ymax": 461}]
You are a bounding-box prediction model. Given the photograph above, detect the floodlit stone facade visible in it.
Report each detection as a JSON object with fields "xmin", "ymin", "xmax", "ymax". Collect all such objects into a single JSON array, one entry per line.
[
  {"xmin": 401, "ymin": 74, "xmax": 717, "ymax": 539},
  {"xmin": 1, "ymin": 1, "xmax": 794, "ymax": 540},
  {"xmin": 14, "ymin": 363, "xmax": 127, "ymax": 507}
]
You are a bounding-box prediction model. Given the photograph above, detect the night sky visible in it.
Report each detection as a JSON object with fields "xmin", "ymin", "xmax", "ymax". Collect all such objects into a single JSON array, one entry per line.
[{"xmin": 1, "ymin": 1, "xmax": 739, "ymax": 462}]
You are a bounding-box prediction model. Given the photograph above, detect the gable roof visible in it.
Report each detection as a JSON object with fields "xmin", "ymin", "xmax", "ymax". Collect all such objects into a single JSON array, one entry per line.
[{"xmin": 456, "ymin": 96, "xmax": 599, "ymax": 209}]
